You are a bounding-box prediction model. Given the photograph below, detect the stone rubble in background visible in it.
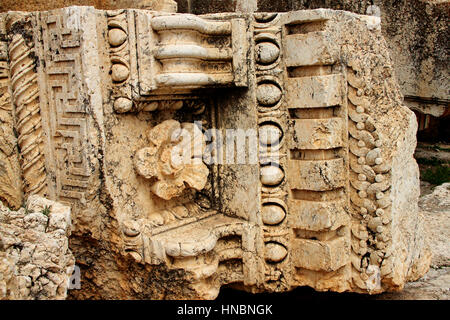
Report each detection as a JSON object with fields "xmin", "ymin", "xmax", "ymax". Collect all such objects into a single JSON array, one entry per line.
[
  {"xmin": 0, "ymin": 195, "xmax": 75, "ymax": 300},
  {"xmin": 419, "ymin": 183, "xmax": 450, "ymax": 213},
  {"xmin": 420, "ymin": 183, "xmax": 450, "ymax": 268},
  {"xmin": 377, "ymin": 182, "xmax": 449, "ymax": 300}
]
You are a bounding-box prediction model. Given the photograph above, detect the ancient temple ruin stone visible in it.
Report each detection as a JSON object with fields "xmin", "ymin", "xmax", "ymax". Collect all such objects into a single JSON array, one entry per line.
[
  {"xmin": 0, "ymin": 6, "xmax": 431, "ymax": 299},
  {"xmin": 0, "ymin": 195, "xmax": 75, "ymax": 299}
]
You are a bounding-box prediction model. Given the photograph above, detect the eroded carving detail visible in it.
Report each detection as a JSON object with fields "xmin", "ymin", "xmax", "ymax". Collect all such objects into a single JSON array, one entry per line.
[
  {"xmin": 347, "ymin": 65, "xmax": 393, "ymax": 292},
  {"xmin": 254, "ymin": 14, "xmax": 291, "ymax": 289},
  {"xmin": 8, "ymin": 17, "xmax": 46, "ymax": 198},
  {"xmin": 107, "ymin": 10, "xmax": 133, "ymax": 113},
  {"xmin": 39, "ymin": 12, "xmax": 90, "ymax": 202},
  {"xmin": 0, "ymin": 22, "xmax": 22, "ymax": 209},
  {"xmin": 112, "ymin": 11, "xmax": 248, "ymax": 113},
  {"xmin": 282, "ymin": 13, "xmax": 351, "ymax": 291},
  {"xmin": 139, "ymin": 12, "xmax": 247, "ymax": 96},
  {"xmin": 116, "ymin": 9, "xmax": 427, "ymax": 298},
  {"xmin": 134, "ymin": 119, "xmax": 209, "ymax": 200}
]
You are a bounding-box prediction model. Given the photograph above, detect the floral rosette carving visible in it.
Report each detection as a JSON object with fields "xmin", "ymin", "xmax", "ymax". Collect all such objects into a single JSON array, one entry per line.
[{"xmin": 134, "ymin": 119, "xmax": 209, "ymax": 200}]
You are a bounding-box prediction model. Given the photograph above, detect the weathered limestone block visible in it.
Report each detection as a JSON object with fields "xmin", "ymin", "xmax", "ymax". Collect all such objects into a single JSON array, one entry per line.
[
  {"xmin": 0, "ymin": 6, "xmax": 430, "ymax": 299},
  {"xmin": 0, "ymin": 196, "xmax": 75, "ymax": 299}
]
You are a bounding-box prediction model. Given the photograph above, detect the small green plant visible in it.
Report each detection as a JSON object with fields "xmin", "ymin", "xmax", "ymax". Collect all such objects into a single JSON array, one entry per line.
[
  {"xmin": 41, "ymin": 205, "xmax": 51, "ymax": 217},
  {"xmin": 21, "ymin": 202, "xmax": 30, "ymax": 215},
  {"xmin": 421, "ymin": 165, "xmax": 450, "ymax": 185}
]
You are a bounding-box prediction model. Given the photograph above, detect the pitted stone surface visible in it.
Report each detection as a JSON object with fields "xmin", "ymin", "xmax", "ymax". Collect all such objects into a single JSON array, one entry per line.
[
  {"xmin": 0, "ymin": 196, "xmax": 74, "ymax": 300},
  {"xmin": 0, "ymin": 7, "xmax": 430, "ymax": 299}
]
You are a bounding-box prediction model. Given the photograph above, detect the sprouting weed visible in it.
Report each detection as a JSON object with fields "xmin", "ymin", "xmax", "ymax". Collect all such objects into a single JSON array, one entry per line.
[
  {"xmin": 41, "ymin": 205, "xmax": 51, "ymax": 216},
  {"xmin": 21, "ymin": 202, "xmax": 30, "ymax": 215}
]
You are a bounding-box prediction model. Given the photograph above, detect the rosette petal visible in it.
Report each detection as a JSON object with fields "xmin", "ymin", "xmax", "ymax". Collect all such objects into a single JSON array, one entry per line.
[{"xmin": 134, "ymin": 146, "xmax": 159, "ymax": 179}]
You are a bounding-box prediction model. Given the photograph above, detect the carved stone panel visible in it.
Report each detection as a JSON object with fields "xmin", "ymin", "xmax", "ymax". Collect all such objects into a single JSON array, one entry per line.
[{"xmin": 0, "ymin": 7, "xmax": 430, "ymax": 299}]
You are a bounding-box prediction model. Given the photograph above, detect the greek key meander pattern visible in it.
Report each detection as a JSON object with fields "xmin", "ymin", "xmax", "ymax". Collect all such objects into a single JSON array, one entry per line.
[{"xmin": 40, "ymin": 13, "xmax": 90, "ymax": 202}]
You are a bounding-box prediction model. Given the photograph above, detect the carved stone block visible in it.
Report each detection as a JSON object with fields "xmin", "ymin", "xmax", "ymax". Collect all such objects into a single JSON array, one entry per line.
[{"xmin": 0, "ymin": 6, "xmax": 430, "ymax": 299}]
